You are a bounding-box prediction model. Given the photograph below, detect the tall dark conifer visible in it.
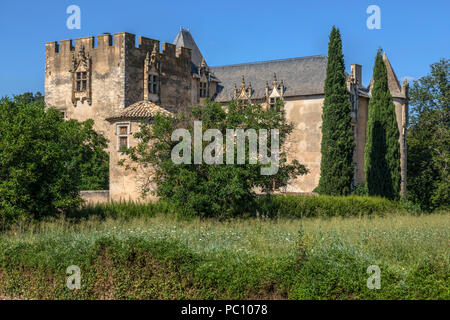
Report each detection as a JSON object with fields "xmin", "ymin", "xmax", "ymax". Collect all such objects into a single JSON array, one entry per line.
[
  {"xmin": 318, "ymin": 26, "xmax": 355, "ymax": 195},
  {"xmin": 364, "ymin": 49, "xmax": 400, "ymax": 199}
]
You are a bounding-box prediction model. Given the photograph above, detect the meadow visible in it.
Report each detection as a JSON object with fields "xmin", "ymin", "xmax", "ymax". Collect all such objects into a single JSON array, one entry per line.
[{"xmin": 0, "ymin": 206, "xmax": 448, "ymax": 299}]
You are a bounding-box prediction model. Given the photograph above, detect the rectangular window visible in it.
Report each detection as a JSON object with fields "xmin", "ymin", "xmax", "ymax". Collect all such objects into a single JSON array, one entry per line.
[
  {"xmin": 119, "ymin": 136, "xmax": 128, "ymax": 150},
  {"xmin": 149, "ymin": 75, "xmax": 158, "ymax": 94},
  {"xmin": 76, "ymin": 72, "xmax": 88, "ymax": 92},
  {"xmin": 269, "ymin": 98, "xmax": 275, "ymax": 109},
  {"xmin": 200, "ymin": 81, "xmax": 207, "ymax": 98},
  {"xmin": 117, "ymin": 124, "xmax": 130, "ymax": 151},
  {"xmin": 119, "ymin": 126, "xmax": 128, "ymax": 135},
  {"xmin": 269, "ymin": 98, "xmax": 282, "ymax": 110}
]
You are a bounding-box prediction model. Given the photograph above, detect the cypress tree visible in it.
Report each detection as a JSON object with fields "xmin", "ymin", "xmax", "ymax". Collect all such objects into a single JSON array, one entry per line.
[
  {"xmin": 364, "ymin": 49, "xmax": 401, "ymax": 199},
  {"xmin": 318, "ymin": 26, "xmax": 355, "ymax": 195}
]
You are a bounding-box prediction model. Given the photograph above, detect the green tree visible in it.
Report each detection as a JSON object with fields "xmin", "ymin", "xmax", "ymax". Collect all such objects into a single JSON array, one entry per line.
[
  {"xmin": 13, "ymin": 91, "xmax": 44, "ymax": 104},
  {"xmin": 317, "ymin": 26, "xmax": 355, "ymax": 195},
  {"xmin": 364, "ymin": 49, "xmax": 401, "ymax": 199},
  {"xmin": 121, "ymin": 100, "xmax": 307, "ymax": 218},
  {"xmin": 0, "ymin": 95, "xmax": 108, "ymax": 225},
  {"xmin": 407, "ymin": 58, "xmax": 449, "ymax": 210}
]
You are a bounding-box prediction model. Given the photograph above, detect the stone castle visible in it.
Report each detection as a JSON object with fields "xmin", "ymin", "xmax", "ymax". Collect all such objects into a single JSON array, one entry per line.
[{"xmin": 44, "ymin": 29, "xmax": 409, "ymax": 202}]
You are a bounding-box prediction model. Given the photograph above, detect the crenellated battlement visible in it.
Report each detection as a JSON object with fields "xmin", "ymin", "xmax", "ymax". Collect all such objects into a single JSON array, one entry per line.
[
  {"xmin": 46, "ymin": 32, "xmax": 191, "ymax": 64},
  {"xmin": 46, "ymin": 33, "xmax": 133, "ymax": 55},
  {"xmin": 45, "ymin": 30, "xmax": 196, "ymax": 140}
]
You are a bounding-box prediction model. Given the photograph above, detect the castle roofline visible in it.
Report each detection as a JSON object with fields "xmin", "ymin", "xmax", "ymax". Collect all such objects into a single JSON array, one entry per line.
[
  {"xmin": 211, "ymin": 54, "xmax": 327, "ymax": 69},
  {"xmin": 211, "ymin": 55, "xmax": 328, "ymax": 102}
]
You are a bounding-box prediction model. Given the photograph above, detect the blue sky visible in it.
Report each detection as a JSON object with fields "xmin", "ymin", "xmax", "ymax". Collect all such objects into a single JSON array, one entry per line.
[{"xmin": 0, "ymin": 0, "xmax": 448, "ymax": 97}]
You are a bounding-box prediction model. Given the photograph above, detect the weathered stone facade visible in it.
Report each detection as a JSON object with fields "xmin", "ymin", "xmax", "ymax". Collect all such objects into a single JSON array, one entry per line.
[{"xmin": 45, "ymin": 29, "xmax": 408, "ymax": 202}]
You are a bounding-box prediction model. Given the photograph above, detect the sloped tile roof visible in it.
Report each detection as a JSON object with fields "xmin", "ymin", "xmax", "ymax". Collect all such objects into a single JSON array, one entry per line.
[
  {"xmin": 106, "ymin": 100, "xmax": 172, "ymax": 122},
  {"xmin": 211, "ymin": 55, "xmax": 328, "ymax": 102},
  {"xmin": 173, "ymin": 29, "xmax": 204, "ymax": 67},
  {"xmin": 173, "ymin": 28, "xmax": 216, "ymax": 77}
]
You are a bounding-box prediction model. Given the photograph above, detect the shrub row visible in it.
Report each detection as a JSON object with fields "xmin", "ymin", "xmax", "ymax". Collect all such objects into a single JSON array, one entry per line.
[
  {"xmin": 68, "ymin": 199, "xmax": 177, "ymax": 220},
  {"xmin": 257, "ymin": 194, "xmax": 405, "ymax": 218},
  {"xmin": 70, "ymin": 195, "xmax": 405, "ymax": 220}
]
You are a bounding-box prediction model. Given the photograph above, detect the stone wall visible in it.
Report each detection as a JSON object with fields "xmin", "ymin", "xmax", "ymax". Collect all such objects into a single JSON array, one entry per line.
[
  {"xmin": 80, "ymin": 190, "xmax": 109, "ymax": 204},
  {"xmin": 45, "ymin": 32, "xmax": 197, "ymax": 202},
  {"xmin": 45, "ymin": 33, "xmax": 130, "ymax": 146},
  {"xmin": 393, "ymin": 97, "xmax": 408, "ymax": 196},
  {"xmin": 284, "ymin": 95, "xmax": 324, "ymax": 192},
  {"xmin": 283, "ymin": 93, "xmax": 369, "ymax": 193},
  {"xmin": 108, "ymin": 119, "xmax": 158, "ymax": 202},
  {"xmin": 354, "ymin": 96, "xmax": 369, "ymax": 184}
]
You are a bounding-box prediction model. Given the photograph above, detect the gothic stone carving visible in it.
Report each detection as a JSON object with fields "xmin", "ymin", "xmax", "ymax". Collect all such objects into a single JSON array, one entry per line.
[
  {"xmin": 144, "ymin": 43, "xmax": 161, "ymax": 102},
  {"xmin": 69, "ymin": 44, "xmax": 92, "ymax": 107}
]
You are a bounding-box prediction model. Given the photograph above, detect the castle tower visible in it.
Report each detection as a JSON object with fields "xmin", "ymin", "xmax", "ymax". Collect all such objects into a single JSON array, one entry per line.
[
  {"xmin": 383, "ymin": 54, "xmax": 408, "ymax": 198},
  {"xmin": 173, "ymin": 29, "xmax": 220, "ymax": 104},
  {"xmin": 367, "ymin": 54, "xmax": 409, "ymax": 198}
]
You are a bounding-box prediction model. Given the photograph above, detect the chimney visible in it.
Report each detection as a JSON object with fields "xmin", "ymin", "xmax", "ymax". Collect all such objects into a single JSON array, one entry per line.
[{"xmin": 351, "ymin": 64, "xmax": 362, "ymax": 86}]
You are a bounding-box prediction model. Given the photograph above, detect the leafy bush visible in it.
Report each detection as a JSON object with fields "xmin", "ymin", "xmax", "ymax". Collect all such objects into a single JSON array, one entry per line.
[
  {"xmin": 0, "ymin": 95, "xmax": 108, "ymax": 226},
  {"xmin": 352, "ymin": 183, "xmax": 368, "ymax": 196},
  {"xmin": 0, "ymin": 212, "xmax": 448, "ymax": 299},
  {"xmin": 71, "ymin": 195, "xmax": 404, "ymax": 221},
  {"xmin": 121, "ymin": 101, "xmax": 307, "ymax": 218},
  {"xmin": 258, "ymin": 194, "xmax": 404, "ymax": 218},
  {"xmin": 407, "ymin": 59, "xmax": 449, "ymax": 211}
]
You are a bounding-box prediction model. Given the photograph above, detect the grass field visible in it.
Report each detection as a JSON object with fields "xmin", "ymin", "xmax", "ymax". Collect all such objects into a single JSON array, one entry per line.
[{"xmin": 0, "ymin": 212, "xmax": 448, "ymax": 299}]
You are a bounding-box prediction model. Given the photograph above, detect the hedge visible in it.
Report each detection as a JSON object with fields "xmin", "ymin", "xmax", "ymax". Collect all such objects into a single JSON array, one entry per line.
[{"xmin": 257, "ymin": 195, "xmax": 404, "ymax": 218}]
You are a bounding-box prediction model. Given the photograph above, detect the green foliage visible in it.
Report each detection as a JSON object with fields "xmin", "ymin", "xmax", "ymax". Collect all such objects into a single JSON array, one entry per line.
[
  {"xmin": 64, "ymin": 195, "xmax": 404, "ymax": 221},
  {"xmin": 364, "ymin": 49, "xmax": 401, "ymax": 200},
  {"xmin": 0, "ymin": 96, "xmax": 108, "ymax": 226},
  {"xmin": 257, "ymin": 194, "xmax": 403, "ymax": 218},
  {"xmin": 68, "ymin": 200, "xmax": 177, "ymax": 220},
  {"xmin": 318, "ymin": 26, "xmax": 355, "ymax": 196},
  {"xmin": 351, "ymin": 183, "xmax": 368, "ymax": 196},
  {"xmin": 13, "ymin": 91, "xmax": 44, "ymax": 104},
  {"xmin": 407, "ymin": 58, "xmax": 449, "ymax": 211},
  {"xmin": 121, "ymin": 100, "xmax": 307, "ymax": 218},
  {"xmin": 0, "ymin": 212, "xmax": 448, "ymax": 299}
]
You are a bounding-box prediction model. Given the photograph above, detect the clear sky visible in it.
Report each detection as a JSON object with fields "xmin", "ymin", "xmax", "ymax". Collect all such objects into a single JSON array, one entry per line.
[{"xmin": 0, "ymin": 0, "xmax": 449, "ymax": 97}]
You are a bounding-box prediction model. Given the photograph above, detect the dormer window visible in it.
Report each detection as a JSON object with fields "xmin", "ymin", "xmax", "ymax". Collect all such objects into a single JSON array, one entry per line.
[
  {"xmin": 200, "ymin": 81, "xmax": 208, "ymax": 98},
  {"xmin": 269, "ymin": 97, "xmax": 281, "ymax": 109},
  {"xmin": 149, "ymin": 74, "xmax": 159, "ymax": 94},
  {"xmin": 266, "ymin": 74, "xmax": 284, "ymax": 110},
  {"xmin": 269, "ymin": 98, "xmax": 275, "ymax": 108}
]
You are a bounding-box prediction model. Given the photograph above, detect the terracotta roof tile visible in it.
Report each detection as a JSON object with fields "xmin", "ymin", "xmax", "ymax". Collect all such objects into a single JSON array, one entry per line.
[{"xmin": 106, "ymin": 101, "xmax": 172, "ymax": 121}]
